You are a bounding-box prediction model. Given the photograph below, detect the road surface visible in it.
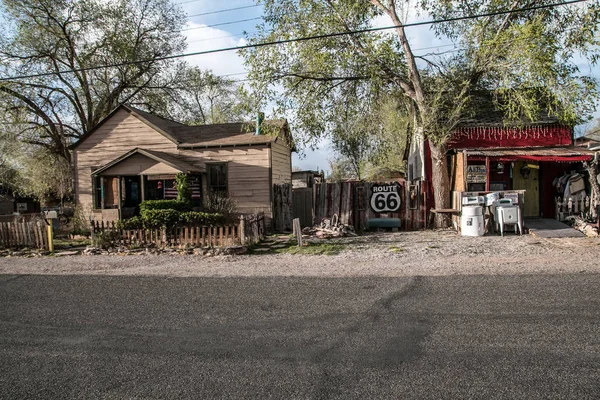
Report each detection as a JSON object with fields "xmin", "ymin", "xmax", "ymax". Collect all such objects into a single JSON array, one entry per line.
[{"xmin": 1, "ymin": 273, "xmax": 599, "ymax": 399}]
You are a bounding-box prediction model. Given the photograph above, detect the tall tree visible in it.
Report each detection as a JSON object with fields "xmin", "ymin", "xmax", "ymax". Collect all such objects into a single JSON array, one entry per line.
[
  {"xmin": 137, "ymin": 66, "xmax": 255, "ymax": 125},
  {"xmin": 0, "ymin": 0, "xmax": 186, "ymax": 162},
  {"xmin": 243, "ymin": 0, "xmax": 600, "ymax": 225}
]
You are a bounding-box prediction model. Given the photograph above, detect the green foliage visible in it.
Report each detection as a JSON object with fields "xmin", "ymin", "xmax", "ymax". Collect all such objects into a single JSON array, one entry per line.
[
  {"xmin": 243, "ymin": 0, "xmax": 600, "ymax": 214},
  {"xmin": 143, "ymin": 67, "xmax": 255, "ymax": 125},
  {"xmin": 0, "ymin": 0, "xmax": 187, "ymax": 163},
  {"xmin": 92, "ymin": 230, "xmax": 120, "ymax": 250},
  {"xmin": 178, "ymin": 211, "xmax": 224, "ymax": 226},
  {"xmin": 175, "ymin": 173, "xmax": 192, "ymax": 205},
  {"xmin": 118, "ymin": 209, "xmax": 224, "ymax": 229},
  {"xmin": 117, "ymin": 216, "xmax": 144, "ymax": 230},
  {"xmin": 139, "ymin": 209, "xmax": 180, "ymax": 229},
  {"xmin": 139, "ymin": 200, "xmax": 191, "ymax": 213}
]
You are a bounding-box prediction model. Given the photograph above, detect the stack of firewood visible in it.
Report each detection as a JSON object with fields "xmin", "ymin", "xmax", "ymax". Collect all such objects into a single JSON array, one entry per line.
[{"xmin": 301, "ymin": 214, "xmax": 357, "ymax": 239}]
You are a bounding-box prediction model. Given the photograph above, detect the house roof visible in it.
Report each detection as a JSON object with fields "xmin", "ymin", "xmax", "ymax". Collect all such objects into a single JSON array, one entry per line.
[
  {"xmin": 458, "ymin": 92, "xmax": 566, "ymax": 128},
  {"xmin": 173, "ymin": 120, "xmax": 289, "ymax": 148},
  {"xmin": 92, "ymin": 148, "xmax": 204, "ymax": 175},
  {"xmin": 71, "ymin": 104, "xmax": 292, "ymax": 150}
]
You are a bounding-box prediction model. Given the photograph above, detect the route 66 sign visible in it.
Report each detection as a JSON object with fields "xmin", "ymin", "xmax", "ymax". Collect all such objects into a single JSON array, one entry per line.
[{"xmin": 370, "ymin": 183, "xmax": 401, "ymax": 213}]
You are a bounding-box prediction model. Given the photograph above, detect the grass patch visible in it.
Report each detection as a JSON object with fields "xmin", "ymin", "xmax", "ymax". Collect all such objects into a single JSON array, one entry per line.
[
  {"xmin": 388, "ymin": 246, "xmax": 404, "ymax": 253},
  {"xmin": 274, "ymin": 243, "xmax": 346, "ymax": 256}
]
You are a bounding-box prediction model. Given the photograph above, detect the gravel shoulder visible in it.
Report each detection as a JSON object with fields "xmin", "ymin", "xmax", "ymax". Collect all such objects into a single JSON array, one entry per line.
[{"xmin": 1, "ymin": 230, "xmax": 599, "ymax": 277}]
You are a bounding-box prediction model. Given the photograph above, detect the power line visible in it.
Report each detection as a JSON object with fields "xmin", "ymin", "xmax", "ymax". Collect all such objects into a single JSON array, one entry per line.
[
  {"xmin": 0, "ymin": 0, "xmax": 589, "ymax": 82},
  {"xmin": 186, "ymin": 4, "xmax": 260, "ymax": 18},
  {"xmin": 181, "ymin": 16, "xmax": 261, "ymax": 32}
]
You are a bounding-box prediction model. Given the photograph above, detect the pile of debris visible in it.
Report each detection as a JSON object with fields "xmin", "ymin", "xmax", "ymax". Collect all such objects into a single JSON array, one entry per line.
[
  {"xmin": 301, "ymin": 214, "xmax": 357, "ymax": 239},
  {"xmin": 565, "ymin": 216, "xmax": 599, "ymax": 237}
]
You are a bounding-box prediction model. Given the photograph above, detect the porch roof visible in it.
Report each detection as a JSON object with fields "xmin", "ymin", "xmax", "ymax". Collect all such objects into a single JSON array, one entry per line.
[
  {"xmin": 92, "ymin": 148, "xmax": 204, "ymax": 176},
  {"xmin": 465, "ymin": 146, "xmax": 595, "ymax": 162}
]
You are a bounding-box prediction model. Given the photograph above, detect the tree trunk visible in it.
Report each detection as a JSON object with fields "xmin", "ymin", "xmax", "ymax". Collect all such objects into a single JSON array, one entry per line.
[
  {"xmin": 583, "ymin": 158, "xmax": 600, "ymax": 218},
  {"xmin": 429, "ymin": 141, "xmax": 452, "ymax": 228}
]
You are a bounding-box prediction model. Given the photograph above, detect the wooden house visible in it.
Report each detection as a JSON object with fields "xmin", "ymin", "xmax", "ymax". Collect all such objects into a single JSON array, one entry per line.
[{"xmin": 71, "ymin": 105, "xmax": 293, "ymax": 227}]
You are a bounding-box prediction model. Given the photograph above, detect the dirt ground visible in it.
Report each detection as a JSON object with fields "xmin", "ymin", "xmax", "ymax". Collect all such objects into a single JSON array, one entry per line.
[{"xmin": 1, "ymin": 229, "xmax": 599, "ymax": 277}]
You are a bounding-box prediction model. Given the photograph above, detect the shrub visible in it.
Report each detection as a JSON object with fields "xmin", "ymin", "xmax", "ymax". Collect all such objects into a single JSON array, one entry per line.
[
  {"xmin": 117, "ymin": 216, "xmax": 144, "ymax": 230},
  {"xmin": 176, "ymin": 173, "xmax": 192, "ymax": 204},
  {"xmin": 92, "ymin": 229, "xmax": 119, "ymax": 249},
  {"xmin": 204, "ymin": 191, "xmax": 236, "ymax": 219},
  {"xmin": 178, "ymin": 211, "xmax": 224, "ymax": 226},
  {"xmin": 141, "ymin": 209, "xmax": 180, "ymax": 229},
  {"xmin": 139, "ymin": 200, "xmax": 191, "ymax": 214}
]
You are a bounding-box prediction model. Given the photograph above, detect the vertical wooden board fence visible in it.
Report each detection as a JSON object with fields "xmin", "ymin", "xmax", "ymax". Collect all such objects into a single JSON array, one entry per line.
[
  {"xmin": 292, "ymin": 188, "xmax": 314, "ymax": 228},
  {"xmin": 272, "ymin": 183, "xmax": 292, "ymax": 232},
  {"xmin": 0, "ymin": 220, "xmax": 49, "ymax": 250},
  {"xmin": 90, "ymin": 214, "xmax": 266, "ymax": 248},
  {"xmin": 311, "ymin": 181, "xmax": 427, "ymax": 231}
]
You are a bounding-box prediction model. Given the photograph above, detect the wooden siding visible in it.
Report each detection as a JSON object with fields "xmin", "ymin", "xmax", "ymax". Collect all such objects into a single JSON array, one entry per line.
[
  {"xmin": 97, "ymin": 153, "xmax": 181, "ymax": 176},
  {"xmin": 179, "ymin": 147, "xmax": 273, "ymax": 217},
  {"xmin": 75, "ymin": 109, "xmax": 178, "ymax": 210},
  {"xmin": 271, "ymin": 141, "xmax": 292, "ymax": 185}
]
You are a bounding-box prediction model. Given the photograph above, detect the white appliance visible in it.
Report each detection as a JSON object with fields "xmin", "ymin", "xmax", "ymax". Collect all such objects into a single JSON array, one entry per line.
[
  {"xmin": 492, "ymin": 199, "xmax": 522, "ymax": 236},
  {"xmin": 461, "ymin": 196, "xmax": 485, "ymax": 236}
]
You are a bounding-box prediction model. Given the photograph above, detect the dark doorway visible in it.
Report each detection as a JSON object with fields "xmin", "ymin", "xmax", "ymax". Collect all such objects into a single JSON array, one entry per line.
[{"xmin": 124, "ymin": 176, "xmax": 141, "ymax": 208}]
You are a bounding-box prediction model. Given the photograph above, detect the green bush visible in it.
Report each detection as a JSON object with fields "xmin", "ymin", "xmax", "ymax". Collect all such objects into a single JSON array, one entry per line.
[
  {"xmin": 92, "ymin": 230, "xmax": 119, "ymax": 249},
  {"xmin": 139, "ymin": 200, "xmax": 191, "ymax": 214},
  {"xmin": 141, "ymin": 209, "xmax": 180, "ymax": 229},
  {"xmin": 117, "ymin": 216, "xmax": 144, "ymax": 230},
  {"xmin": 178, "ymin": 211, "xmax": 224, "ymax": 226}
]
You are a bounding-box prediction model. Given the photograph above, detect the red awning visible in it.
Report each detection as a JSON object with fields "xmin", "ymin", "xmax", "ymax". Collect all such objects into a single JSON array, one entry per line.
[{"xmin": 465, "ymin": 147, "xmax": 594, "ymax": 163}]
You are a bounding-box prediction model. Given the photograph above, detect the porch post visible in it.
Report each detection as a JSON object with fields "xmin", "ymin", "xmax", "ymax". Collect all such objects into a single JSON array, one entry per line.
[
  {"xmin": 100, "ymin": 177, "xmax": 105, "ymax": 209},
  {"xmin": 117, "ymin": 175, "xmax": 122, "ymax": 220},
  {"xmin": 485, "ymin": 157, "xmax": 491, "ymax": 192},
  {"xmin": 140, "ymin": 175, "xmax": 146, "ymax": 202}
]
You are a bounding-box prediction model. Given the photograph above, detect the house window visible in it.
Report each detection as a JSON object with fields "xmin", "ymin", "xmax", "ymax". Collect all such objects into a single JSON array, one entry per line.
[
  {"xmin": 93, "ymin": 175, "xmax": 102, "ymax": 209},
  {"xmin": 208, "ymin": 163, "xmax": 227, "ymax": 194}
]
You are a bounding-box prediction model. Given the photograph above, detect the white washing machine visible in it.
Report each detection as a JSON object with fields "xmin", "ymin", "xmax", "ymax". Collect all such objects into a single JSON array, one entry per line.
[{"xmin": 461, "ymin": 196, "xmax": 485, "ymax": 236}]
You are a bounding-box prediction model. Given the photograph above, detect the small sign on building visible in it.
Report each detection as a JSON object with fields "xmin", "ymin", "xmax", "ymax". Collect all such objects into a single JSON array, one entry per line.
[
  {"xmin": 467, "ymin": 165, "xmax": 487, "ymax": 183},
  {"xmin": 16, "ymin": 202, "xmax": 28, "ymax": 212}
]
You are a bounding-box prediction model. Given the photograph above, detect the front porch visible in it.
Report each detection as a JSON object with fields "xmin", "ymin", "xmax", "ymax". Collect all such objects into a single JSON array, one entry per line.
[{"xmin": 91, "ymin": 148, "xmax": 204, "ymax": 221}]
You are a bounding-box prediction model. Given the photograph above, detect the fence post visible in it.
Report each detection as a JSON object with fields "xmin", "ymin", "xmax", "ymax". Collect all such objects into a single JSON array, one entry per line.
[
  {"xmin": 239, "ymin": 216, "xmax": 246, "ymax": 245},
  {"xmin": 293, "ymin": 218, "xmax": 303, "ymax": 247},
  {"xmin": 47, "ymin": 221, "xmax": 54, "ymax": 253}
]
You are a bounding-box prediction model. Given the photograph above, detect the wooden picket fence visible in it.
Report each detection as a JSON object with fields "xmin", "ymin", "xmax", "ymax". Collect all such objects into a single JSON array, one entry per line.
[
  {"xmin": 0, "ymin": 220, "xmax": 49, "ymax": 250},
  {"xmin": 91, "ymin": 214, "xmax": 265, "ymax": 248}
]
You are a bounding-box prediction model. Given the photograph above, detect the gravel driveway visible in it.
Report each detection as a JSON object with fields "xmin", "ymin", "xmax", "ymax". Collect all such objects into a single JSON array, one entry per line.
[{"xmin": 1, "ymin": 230, "xmax": 599, "ymax": 277}]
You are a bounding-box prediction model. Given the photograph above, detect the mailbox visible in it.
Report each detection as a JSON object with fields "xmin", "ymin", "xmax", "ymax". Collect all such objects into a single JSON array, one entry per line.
[{"xmin": 44, "ymin": 210, "xmax": 58, "ymax": 219}]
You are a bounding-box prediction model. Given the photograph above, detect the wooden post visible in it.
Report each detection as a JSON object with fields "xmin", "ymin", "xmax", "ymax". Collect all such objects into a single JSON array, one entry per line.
[
  {"xmin": 485, "ymin": 156, "xmax": 491, "ymax": 192},
  {"xmin": 293, "ymin": 218, "xmax": 303, "ymax": 247},
  {"xmin": 239, "ymin": 216, "xmax": 246, "ymax": 245},
  {"xmin": 117, "ymin": 175, "xmax": 122, "ymax": 220}
]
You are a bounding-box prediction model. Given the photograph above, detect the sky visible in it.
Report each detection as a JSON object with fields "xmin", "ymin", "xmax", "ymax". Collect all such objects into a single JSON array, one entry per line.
[{"xmin": 177, "ymin": 0, "xmax": 600, "ymax": 174}]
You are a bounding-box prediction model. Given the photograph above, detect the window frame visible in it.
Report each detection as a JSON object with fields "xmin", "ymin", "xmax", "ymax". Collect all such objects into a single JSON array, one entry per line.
[{"xmin": 207, "ymin": 163, "xmax": 228, "ymax": 195}]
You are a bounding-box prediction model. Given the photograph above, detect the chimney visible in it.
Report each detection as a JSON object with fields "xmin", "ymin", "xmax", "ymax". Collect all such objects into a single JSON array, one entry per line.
[{"xmin": 255, "ymin": 112, "xmax": 264, "ymax": 135}]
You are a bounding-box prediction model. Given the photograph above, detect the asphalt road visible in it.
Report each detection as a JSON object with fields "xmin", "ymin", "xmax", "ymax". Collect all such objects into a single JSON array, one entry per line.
[{"xmin": 1, "ymin": 273, "xmax": 599, "ymax": 399}]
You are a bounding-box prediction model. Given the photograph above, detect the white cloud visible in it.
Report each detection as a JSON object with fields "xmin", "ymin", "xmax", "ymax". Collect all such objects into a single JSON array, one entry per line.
[
  {"xmin": 183, "ymin": 23, "xmax": 248, "ymax": 77},
  {"xmin": 292, "ymin": 138, "xmax": 334, "ymax": 175}
]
